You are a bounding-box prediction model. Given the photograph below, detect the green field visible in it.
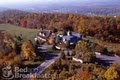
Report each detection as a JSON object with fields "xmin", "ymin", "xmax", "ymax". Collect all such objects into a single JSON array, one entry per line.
[
  {"xmin": 86, "ymin": 36, "xmax": 120, "ymax": 51},
  {"xmin": 0, "ymin": 24, "xmax": 40, "ymax": 42}
]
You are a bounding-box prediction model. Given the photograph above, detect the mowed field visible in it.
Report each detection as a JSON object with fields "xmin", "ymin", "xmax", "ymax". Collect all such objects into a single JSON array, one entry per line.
[
  {"xmin": 87, "ymin": 36, "xmax": 120, "ymax": 51},
  {"xmin": 0, "ymin": 24, "xmax": 40, "ymax": 42}
]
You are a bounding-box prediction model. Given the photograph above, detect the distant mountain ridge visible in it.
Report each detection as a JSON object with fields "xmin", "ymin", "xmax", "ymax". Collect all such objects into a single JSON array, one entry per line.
[
  {"xmin": 13, "ymin": 0, "xmax": 120, "ymax": 16},
  {"xmin": 0, "ymin": 0, "xmax": 120, "ymax": 16},
  {"xmin": 0, "ymin": 7, "xmax": 9, "ymax": 12},
  {"xmin": 0, "ymin": 10, "xmax": 29, "ymax": 18},
  {"xmin": 17, "ymin": 4, "xmax": 120, "ymax": 16}
]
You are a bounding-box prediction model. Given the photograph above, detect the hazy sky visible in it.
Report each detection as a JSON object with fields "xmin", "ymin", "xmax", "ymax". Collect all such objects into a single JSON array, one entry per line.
[
  {"xmin": 0, "ymin": 0, "xmax": 119, "ymax": 8},
  {"xmin": 0, "ymin": 0, "xmax": 95, "ymax": 5},
  {"xmin": 0, "ymin": 0, "xmax": 68, "ymax": 4},
  {"xmin": 0, "ymin": 0, "xmax": 88, "ymax": 8},
  {"xmin": 0, "ymin": 0, "xmax": 46, "ymax": 4}
]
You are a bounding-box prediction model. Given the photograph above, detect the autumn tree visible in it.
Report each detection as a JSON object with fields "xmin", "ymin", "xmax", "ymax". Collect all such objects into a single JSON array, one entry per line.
[
  {"xmin": 75, "ymin": 41, "xmax": 89, "ymax": 54},
  {"xmin": 30, "ymin": 75, "xmax": 38, "ymax": 80},
  {"xmin": 0, "ymin": 32, "xmax": 16, "ymax": 55},
  {"xmin": 95, "ymin": 45, "xmax": 105, "ymax": 53},
  {"xmin": 60, "ymin": 51, "xmax": 66, "ymax": 60},
  {"xmin": 83, "ymin": 52, "xmax": 96, "ymax": 63},
  {"xmin": 104, "ymin": 66, "xmax": 120, "ymax": 80},
  {"xmin": 14, "ymin": 55, "xmax": 22, "ymax": 65},
  {"xmin": 114, "ymin": 50, "xmax": 120, "ymax": 56},
  {"xmin": 21, "ymin": 20, "xmax": 27, "ymax": 28},
  {"xmin": 77, "ymin": 18, "xmax": 88, "ymax": 34},
  {"xmin": 77, "ymin": 69, "xmax": 93, "ymax": 80},
  {"xmin": 59, "ymin": 70, "xmax": 72, "ymax": 79},
  {"xmin": 21, "ymin": 40, "xmax": 36, "ymax": 60}
]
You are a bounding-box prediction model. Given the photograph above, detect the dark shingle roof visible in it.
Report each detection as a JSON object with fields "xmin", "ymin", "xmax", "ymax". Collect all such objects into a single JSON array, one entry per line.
[{"xmin": 63, "ymin": 32, "xmax": 82, "ymax": 43}]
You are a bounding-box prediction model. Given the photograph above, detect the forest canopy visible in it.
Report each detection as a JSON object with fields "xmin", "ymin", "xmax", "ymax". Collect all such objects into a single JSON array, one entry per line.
[{"xmin": 0, "ymin": 11, "xmax": 120, "ymax": 43}]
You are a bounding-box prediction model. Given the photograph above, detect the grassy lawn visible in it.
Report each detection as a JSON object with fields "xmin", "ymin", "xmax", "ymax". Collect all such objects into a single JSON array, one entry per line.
[
  {"xmin": 86, "ymin": 36, "xmax": 120, "ymax": 51},
  {"xmin": 0, "ymin": 24, "xmax": 40, "ymax": 42}
]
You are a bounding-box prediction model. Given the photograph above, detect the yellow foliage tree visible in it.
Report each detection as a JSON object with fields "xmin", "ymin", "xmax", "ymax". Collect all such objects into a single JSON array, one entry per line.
[
  {"xmin": 0, "ymin": 32, "xmax": 16, "ymax": 55},
  {"xmin": 77, "ymin": 18, "xmax": 87, "ymax": 34},
  {"xmin": 75, "ymin": 41, "xmax": 89, "ymax": 54},
  {"xmin": 21, "ymin": 40, "xmax": 36, "ymax": 60},
  {"xmin": 104, "ymin": 66, "xmax": 119, "ymax": 80},
  {"xmin": 83, "ymin": 52, "xmax": 96, "ymax": 63}
]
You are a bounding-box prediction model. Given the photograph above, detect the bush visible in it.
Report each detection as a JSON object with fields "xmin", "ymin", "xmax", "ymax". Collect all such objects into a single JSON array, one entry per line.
[
  {"xmin": 115, "ymin": 50, "xmax": 120, "ymax": 56},
  {"xmin": 95, "ymin": 45, "xmax": 104, "ymax": 53},
  {"xmin": 21, "ymin": 40, "xmax": 36, "ymax": 60},
  {"xmin": 83, "ymin": 52, "xmax": 96, "ymax": 63}
]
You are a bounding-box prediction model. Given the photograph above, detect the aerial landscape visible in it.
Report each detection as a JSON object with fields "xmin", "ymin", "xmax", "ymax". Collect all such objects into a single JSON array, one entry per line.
[{"xmin": 0, "ymin": 0, "xmax": 120, "ymax": 80}]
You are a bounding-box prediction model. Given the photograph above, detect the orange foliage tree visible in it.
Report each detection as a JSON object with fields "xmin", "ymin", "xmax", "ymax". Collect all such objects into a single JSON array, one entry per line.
[
  {"xmin": 77, "ymin": 70, "xmax": 93, "ymax": 80},
  {"xmin": 21, "ymin": 20, "xmax": 27, "ymax": 28}
]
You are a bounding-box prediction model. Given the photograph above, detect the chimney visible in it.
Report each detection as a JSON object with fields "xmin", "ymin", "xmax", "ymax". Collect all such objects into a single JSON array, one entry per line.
[{"xmin": 67, "ymin": 31, "xmax": 72, "ymax": 36}]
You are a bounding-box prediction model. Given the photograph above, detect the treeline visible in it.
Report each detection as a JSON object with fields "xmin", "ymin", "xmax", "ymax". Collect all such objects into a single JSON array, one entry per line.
[
  {"xmin": 0, "ymin": 31, "xmax": 39, "ymax": 61},
  {"xmin": 0, "ymin": 11, "xmax": 120, "ymax": 43},
  {"xmin": 44, "ymin": 55, "xmax": 120, "ymax": 80}
]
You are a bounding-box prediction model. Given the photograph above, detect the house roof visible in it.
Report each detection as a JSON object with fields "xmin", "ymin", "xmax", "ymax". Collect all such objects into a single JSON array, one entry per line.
[
  {"xmin": 72, "ymin": 32, "xmax": 82, "ymax": 38},
  {"xmin": 37, "ymin": 30, "xmax": 52, "ymax": 38},
  {"xmin": 63, "ymin": 32, "xmax": 82, "ymax": 43}
]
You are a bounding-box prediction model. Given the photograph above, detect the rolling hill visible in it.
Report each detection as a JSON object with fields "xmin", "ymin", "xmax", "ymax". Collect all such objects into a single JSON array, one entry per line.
[{"xmin": 0, "ymin": 24, "xmax": 39, "ymax": 42}]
